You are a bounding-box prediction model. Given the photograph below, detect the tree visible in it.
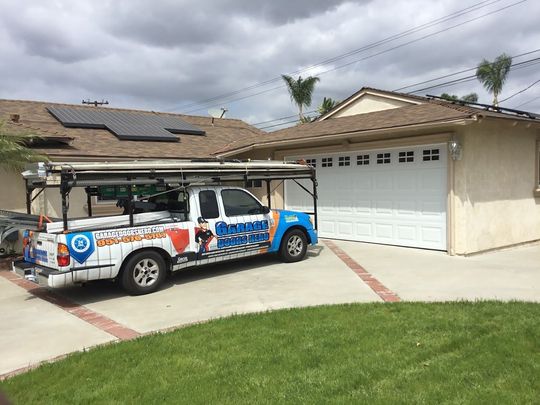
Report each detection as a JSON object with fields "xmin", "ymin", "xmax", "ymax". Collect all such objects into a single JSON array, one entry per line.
[
  {"xmin": 476, "ymin": 53, "xmax": 512, "ymax": 106},
  {"xmin": 0, "ymin": 121, "xmax": 47, "ymax": 171},
  {"xmin": 281, "ymin": 74, "xmax": 320, "ymax": 121},
  {"xmin": 317, "ymin": 97, "xmax": 339, "ymax": 116},
  {"xmin": 440, "ymin": 92, "xmax": 478, "ymax": 103}
]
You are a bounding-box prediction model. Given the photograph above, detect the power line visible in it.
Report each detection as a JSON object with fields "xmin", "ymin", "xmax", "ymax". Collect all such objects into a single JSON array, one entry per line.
[
  {"xmin": 170, "ymin": 0, "xmax": 501, "ymax": 112},
  {"xmin": 514, "ymin": 95, "xmax": 540, "ymax": 108},
  {"xmin": 407, "ymin": 57, "xmax": 540, "ymax": 94},
  {"xmin": 254, "ymin": 55, "xmax": 540, "ymax": 130},
  {"xmin": 499, "ymin": 78, "xmax": 540, "ymax": 103},
  {"xmin": 395, "ymin": 48, "xmax": 540, "ymax": 92},
  {"xmin": 258, "ymin": 114, "xmax": 319, "ymax": 130},
  {"xmin": 174, "ymin": 0, "xmax": 523, "ymax": 114}
]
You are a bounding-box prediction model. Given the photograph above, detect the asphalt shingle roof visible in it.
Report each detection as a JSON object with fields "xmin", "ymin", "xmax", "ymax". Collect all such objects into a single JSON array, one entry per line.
[{"xmin": 0, "ymin": 99, "xmax": 265, "ymax": 159}]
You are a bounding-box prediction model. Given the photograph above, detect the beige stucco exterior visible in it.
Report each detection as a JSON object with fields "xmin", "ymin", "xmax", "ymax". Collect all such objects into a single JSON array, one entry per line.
[
  {"xmin": 452, "ymin": 119, "xmax": 540, "ymax": 254},
  {"xmin": 327, "ymin": 92, "xmax": 418, "ymax": 118}
]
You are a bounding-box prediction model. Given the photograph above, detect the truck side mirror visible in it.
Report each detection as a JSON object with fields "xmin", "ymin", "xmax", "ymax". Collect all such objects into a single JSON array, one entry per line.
[{"xmin": 262, "ymin": 206, "xmax": 270, "ymax": 214}]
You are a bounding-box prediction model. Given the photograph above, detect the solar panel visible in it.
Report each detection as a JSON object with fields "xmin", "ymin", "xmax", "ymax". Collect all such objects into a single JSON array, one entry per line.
[{"xmin": 47, "ymin": 106, "xmax": 206, "ymax": 141}]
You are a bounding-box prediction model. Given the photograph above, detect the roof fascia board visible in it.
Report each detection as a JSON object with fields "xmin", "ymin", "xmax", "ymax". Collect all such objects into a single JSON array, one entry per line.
[{"xmin": 217, "ymin": 118, "xmax": 475, "ymax": 157}]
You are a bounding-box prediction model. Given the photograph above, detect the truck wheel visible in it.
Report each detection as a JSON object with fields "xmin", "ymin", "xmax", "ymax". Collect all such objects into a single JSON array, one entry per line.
[
  {"xmin": 121, "ymin": 251, "xmax": 166, "ymax": 295},
  {"xmin": 279, "ymin": 229, "xmax": 307, "ymax": 263}
]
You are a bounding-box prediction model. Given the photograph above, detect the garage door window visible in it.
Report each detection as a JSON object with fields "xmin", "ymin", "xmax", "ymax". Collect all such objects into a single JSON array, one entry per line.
[
  {"xmin": 322, "ymin": 157, "xmax": 333, "ymax": 168},
  {"xmin": 338, "ymin": 156, "xmax": 351, "ymax": 166},
  {"xmin": 357, "ymin": 154, "xmax": 369, "ymax": 165},
  {"xmin": 399, "ymin": 151, "xmax": 414, "ymax": 163},
  {"xmin": 423, "ymin": 148, "xmax": 440, "ymax": 161},
  {"xmin": 306, "ymin": 158, "xmax": 317, "ymax": 168},
  {"xmin": 377, "ymin": 153, "xmax": 391, "ymax": 164}
]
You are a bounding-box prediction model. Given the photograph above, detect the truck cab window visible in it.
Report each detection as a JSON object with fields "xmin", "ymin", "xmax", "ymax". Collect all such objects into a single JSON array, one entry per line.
[
  {"xmin": 199, "ymin": 190, "xmax": 220, "ymax": 219},
  {"xmin": 221, "ymin": 189, "xmax": 263, "ymax": 216}
]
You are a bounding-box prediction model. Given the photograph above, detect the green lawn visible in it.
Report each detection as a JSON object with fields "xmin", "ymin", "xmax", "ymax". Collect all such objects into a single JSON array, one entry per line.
[{"xmin": 2, "ymin": 302, "xmax": 539, "ymax": 404}]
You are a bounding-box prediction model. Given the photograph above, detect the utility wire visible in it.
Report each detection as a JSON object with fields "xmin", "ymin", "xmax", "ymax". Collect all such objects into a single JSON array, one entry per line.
[
  {"xmin": 170, "ymin": 0, "xmax": 502, "ymax": 112},
  {"xmin": 407, "ymin": 57, "xmax": 540, "ymax": 94},
  {"xmin": 174, "ymin": 0, "xmax": 527, "ymax": 114},
  {"xmin": 394, "ymin": 48, "xmax": 540, "ymax": 92},
  {"xmin": 256, "ymin": 56, "xmax": 540, "ymax": 130},
  {"xmin": 253, "ymin": 54, "xmax": 540, "ymax": 129},
  {"xmin": 499, "ymin": 78, "xmax": 540, "ymax": 103},
  {"xmin": 514, "ymin": 95, "xmax": 540, "ymax": 108}
]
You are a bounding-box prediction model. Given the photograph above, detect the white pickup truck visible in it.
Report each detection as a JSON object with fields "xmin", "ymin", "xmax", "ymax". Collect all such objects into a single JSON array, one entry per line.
[{"xmin": 13, "ymin": 161, "xmax": 318, "ymax": 295}]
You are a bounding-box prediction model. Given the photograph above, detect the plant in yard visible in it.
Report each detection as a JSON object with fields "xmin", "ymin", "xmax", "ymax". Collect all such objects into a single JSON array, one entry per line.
[
  {"xmin": 0, "ymin": 121, "xmax": 47, "ymax": 171},
  {"xmin": 476, "ymin": 53, "xmax": 512, "ymax": 106},
  {"xmin": 281, "ymin": 74, "xmax": 320, "ymax": 122}
]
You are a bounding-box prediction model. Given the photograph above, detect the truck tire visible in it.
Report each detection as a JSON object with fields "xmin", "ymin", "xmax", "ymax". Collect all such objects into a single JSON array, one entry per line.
[
  {"xmin": 279, "ymin": 229, "xmax": 308, "ymax": 263},
  {"xmin": 121, "ymin": 251, "xmax": 166, "ymax": 295}
]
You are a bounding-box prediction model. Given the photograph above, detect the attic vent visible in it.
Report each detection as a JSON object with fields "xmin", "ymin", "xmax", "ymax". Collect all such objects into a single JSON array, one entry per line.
[{"xmin": 47, "ymin": 106, "xmax": 206, "ymax": 142}]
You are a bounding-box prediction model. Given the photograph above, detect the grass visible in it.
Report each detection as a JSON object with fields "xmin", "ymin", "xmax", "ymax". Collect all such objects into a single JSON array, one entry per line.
[{"xmin": 1, "ymin": 302, "xmax": 539, "ymax": 404}]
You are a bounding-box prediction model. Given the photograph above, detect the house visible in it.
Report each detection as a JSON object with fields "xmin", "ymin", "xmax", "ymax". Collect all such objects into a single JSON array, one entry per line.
[
  {"xmin": 2, "ymin": 90, "xmax": 540, "ymax": 256},
  {"xmin": 0, "ymin": 99, "xmax": 265, "ymax": 219},
  {"xmin": 214, "ymin": 88, "xmax": 540, "ymax": 255}
]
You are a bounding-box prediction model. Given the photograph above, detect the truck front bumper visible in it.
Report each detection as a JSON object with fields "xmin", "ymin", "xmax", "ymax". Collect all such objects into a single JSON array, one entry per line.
[{"xmin": 12, "ymin": 260, "xmax": 72, "ymax": 288}]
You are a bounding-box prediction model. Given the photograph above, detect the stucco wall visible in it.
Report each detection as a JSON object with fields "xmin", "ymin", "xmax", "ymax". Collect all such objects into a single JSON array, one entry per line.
[
  {"xmin": 332, "ymin": 94, "xmax": 414, "ymax": 118},
  {"xmin": 0, "ymin": 168, "xmax": 27, "ymax": 212},
  {"xmin": 453, "ymin": 119, "xmax": 540, "ymax": 254}
]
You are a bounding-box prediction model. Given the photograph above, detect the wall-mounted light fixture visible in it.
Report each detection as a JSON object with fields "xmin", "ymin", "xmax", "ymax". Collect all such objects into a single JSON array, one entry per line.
[{"xmin": 448, "ymin": 139, "xmax": 463, "ymax": 160}]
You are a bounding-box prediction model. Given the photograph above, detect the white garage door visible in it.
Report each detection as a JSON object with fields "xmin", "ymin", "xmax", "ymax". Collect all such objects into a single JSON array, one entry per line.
[{"xmin": 285, "ymin": 144, "xmax": 447, "ymax": 250}]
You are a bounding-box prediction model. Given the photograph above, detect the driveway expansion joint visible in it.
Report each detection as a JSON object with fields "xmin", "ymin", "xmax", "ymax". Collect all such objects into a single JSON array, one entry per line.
[{"xmin": 323, "ymin": 239, "xmax": 401, "ymax": 302}]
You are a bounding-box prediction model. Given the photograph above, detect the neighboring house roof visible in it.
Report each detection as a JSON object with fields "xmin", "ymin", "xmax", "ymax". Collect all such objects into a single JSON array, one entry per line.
[
  {"xmin": 0, "ymin": 99, "xmax": 265, "ymax": 160},
  {"xmin": 216, "ymin": 87, "xmax": 540, "ymax": 156}
]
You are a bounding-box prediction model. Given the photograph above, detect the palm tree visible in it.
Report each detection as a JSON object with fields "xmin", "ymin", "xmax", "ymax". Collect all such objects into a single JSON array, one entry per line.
[
  {"xmin": 0, "ymin": 121, "xmax": 47, "ymax": 171},
  {"xmin": 476, "ymin": 53, "xmax": 512, "ymax": 106},
  {"xmin": 281, "ymin": 74, "xmax": 320, "ymax": 121},
  {"xmin": 318, "ymin": 97, "xmax": 339, "ymax": 115}
]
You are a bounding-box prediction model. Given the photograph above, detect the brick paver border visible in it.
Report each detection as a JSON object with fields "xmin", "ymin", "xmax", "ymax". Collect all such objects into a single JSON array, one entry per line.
[
  {"xmin": 323, "ymin": 239, "xmax": 401, "ymax": 302},
  {"xmin": 0, "ymin": 268, "xmax": 140, "ymax": 341}
]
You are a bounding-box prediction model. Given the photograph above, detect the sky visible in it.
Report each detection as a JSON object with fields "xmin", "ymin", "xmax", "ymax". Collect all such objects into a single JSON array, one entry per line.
[{"xmin": 1, "ymin": 0, "xmax": 539, "ymax": 130}]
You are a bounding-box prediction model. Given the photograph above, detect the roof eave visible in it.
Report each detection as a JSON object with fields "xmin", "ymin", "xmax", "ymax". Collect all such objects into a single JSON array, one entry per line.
[{"xmin": 216, "ymin": 117, "xmax": 476, "ymax": 157}]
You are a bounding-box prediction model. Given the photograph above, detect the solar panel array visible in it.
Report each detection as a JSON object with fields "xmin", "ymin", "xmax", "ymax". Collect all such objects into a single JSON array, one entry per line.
[{"xmin": 47, "ymin": 106, "xmax": 206, "ymax": 141}]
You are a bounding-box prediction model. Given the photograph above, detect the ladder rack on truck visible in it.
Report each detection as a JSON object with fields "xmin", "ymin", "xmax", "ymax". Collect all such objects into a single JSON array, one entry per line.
[
  {"xmin": 14, "ymin": 158, "xmax": 318, "ymax": 294},
  {"xmin": 21, "ymin": 159, "xmax": 318, "ymax": 232}
]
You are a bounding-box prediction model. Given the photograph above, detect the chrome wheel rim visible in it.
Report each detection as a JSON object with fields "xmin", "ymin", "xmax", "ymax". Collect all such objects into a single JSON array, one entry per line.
[
  {"xmin": 133, "ymin": 258, "xmax": 160, "ymax": 287},
  {"xmin": 287, "ymin": 235, "xmax": 303, "ymax": 257}
]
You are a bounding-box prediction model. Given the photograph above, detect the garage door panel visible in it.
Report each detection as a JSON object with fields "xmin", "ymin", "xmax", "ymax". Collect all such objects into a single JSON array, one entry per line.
[
  {"xmin": 285, "ymin": 144, "xmax": 447, "ymax": 250},
  {"xmin": 397, "ymin": 225, "xmax": 417, "ymax": 241}
]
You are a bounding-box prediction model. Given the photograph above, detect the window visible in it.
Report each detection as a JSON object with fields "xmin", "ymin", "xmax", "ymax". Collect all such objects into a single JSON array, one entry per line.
[
  {"xmin": 338, "ymin": 156, "xmax": 351, "ymax": 167},
  {"xmin": 423, "ymin": 148, "xmax": 440, "ymax": 161},
  {"xmin": 357, "ymin": 154, "xmax": 369, "ymax": 165},
  {"xmin": 377, "ymin": 153, "xmax": 391, "ymax": 164},
  {"xmin": 306, "ymin": 158, "xmax": 317, "ymax": 168},
  {"xmin": 221, "ymin": 189, "xmax": 264, "ymax": 216},
  {"xmin": 322, "ymin": 157, "xmax": 333, "ymax": 168},
  {"xmin": 199, "ymin": 190, "xmax": 220, "ymax": 219},
  {"xmin": 246, "ymin": 179, "xmax": 262, "ymax": 188},
  {"xmin": 398, "ymin": 151, "xmax": 414, "ymax": 163}
]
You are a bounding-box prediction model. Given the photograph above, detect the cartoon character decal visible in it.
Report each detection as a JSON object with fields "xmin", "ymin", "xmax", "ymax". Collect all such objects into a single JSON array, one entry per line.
[{"xmin": 195, "ymin": 217, "xmax": 214, "ymax": 253}]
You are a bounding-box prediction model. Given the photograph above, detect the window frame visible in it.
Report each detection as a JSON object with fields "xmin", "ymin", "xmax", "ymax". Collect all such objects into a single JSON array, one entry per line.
[
  {"xmin": 199, "ymin": 189, "xmax": 220, "ymax": 219},
  {"xmin": 220, "ymin": 188, "xmax": 265, "ymax": 217}
]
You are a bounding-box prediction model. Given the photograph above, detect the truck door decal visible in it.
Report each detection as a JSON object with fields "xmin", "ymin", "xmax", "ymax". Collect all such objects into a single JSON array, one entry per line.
[{"xmin": 66, "ymin": 232, "xmax": 95, "ymax": 264}]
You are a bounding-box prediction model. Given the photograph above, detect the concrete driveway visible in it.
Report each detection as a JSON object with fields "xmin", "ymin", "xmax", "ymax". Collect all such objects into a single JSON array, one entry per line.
[{"xmin": 1, "ymin": 240, "xmax": 539, "ymax": 377}]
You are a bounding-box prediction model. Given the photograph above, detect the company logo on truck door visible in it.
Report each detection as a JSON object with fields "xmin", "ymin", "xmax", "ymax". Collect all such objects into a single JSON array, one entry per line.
[{"xmin": 215, "ymin": 220, "xmax": 270, "ymax": 248}]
